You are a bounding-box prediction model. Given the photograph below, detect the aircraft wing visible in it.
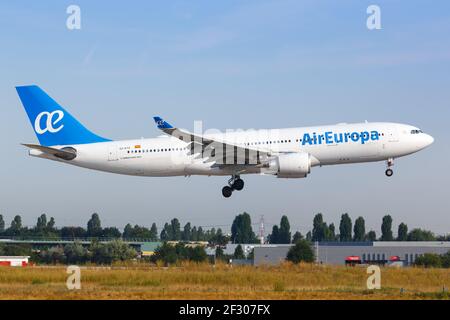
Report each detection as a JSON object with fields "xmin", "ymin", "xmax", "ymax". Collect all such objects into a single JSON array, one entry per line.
[
  {"xmin": 22, "ymin": 144, "xmax": 77, "ymax": 160},
  {"xmin": 153, "ymin": 116, "xmax": 272, "ymax": 167}
]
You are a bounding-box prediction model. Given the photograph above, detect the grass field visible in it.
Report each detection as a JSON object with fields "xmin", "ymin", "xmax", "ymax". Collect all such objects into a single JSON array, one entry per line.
[{"xmin": 0, "ymin": 262, "xmax": 448, "ymax": 300}]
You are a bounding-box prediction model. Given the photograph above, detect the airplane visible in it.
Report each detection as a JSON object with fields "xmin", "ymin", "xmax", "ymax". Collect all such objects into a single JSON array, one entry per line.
[{"xmin": 16, "ymin": 85, "xmax": 434, "ymax": 198}]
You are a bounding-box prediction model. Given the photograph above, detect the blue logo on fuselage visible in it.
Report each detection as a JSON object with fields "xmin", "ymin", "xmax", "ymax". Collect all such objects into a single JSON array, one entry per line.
[{"xmin": 301, "ymin": 131, "xmax": 380, "ymax": 146}]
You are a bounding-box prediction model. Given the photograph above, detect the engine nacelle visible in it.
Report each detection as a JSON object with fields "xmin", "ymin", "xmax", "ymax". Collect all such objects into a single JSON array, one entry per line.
[{"xmin": 269, "ymin": 153, "xmax": 311, "ymax": 178}]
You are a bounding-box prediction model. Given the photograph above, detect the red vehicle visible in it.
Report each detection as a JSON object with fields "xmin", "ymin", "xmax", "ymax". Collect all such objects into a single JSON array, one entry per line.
[
  {"xmin": 345, "ymin": 256, "xmax": 362, "ymax": 266},
  {"xmin": 389, "ymin": 256, "xmax": 401, "ymax": 262}
]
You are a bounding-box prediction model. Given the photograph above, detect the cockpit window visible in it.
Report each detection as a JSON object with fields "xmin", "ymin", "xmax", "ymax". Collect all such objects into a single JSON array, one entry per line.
[{"xmin": 410, "ymin": 129, "xmax": 423, "ymax": 134}]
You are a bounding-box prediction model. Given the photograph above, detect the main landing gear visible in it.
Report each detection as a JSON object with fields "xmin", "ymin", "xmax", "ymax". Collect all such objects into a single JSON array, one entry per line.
[
  {"xmin": 222, "ymin": 175, "xmax": 245, "ymax": 198},
  {"xmin": 385, "ymin": 158, "xmax": 394, "ymax": 177}
]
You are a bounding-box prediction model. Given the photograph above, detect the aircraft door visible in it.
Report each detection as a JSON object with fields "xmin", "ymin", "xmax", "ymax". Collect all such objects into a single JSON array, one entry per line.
[
  {"xmin": 108, "ymin": 145, "xmax": 119, "ymax": 161},
  {"xmin": 388, "ymin": 127, "xmax": 399, "ymax": 142}
]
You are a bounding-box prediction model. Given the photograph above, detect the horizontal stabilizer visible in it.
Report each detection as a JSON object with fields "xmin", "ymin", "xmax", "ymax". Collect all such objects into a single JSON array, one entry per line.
[{"xmin": 22, "ymin": 143, "xmax": 77, "ymax": 161}]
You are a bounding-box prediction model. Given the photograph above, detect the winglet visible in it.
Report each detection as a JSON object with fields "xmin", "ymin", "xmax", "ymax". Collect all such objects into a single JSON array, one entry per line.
[{"xmin": 153, "ymin": 116, "xmax": 173, "ymax": 129}]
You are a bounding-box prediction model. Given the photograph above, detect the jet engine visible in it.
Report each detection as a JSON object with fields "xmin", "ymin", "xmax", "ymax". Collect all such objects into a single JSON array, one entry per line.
[{"xmin": 268, "ymin": 152, "xmax": 311, "ymax": 178}]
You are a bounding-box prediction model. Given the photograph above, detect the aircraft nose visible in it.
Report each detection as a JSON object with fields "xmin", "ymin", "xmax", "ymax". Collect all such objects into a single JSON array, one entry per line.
[
  {"xmin": 424, "ymin": 134, "xmax": 434, "ymax": 146},
  {"xmin": 418, "ymin": 133, "xmax": 434, "ymax": 149}
]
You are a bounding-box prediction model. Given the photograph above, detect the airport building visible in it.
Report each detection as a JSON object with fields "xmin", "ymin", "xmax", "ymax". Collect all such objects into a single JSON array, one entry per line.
[
  {"xmin": 0, "ymin": 256, "xmax": 30, "ymax": 267},
  {"xmin": 253, "ymin": 241, "xmax": 450, "ymax": 266}
]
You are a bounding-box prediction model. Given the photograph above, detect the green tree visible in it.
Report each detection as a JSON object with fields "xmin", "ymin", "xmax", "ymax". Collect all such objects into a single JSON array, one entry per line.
[
  {"xmin": 414, "ymin": 253, "xmax": 442, "ymax": 268},
  {"xmin": 125, "ymin": 225, "xmax": 153, "ymax": 239},
  {"xmin": 327, "ymin": 223, "xmax": 336, "ymax": 241},
  {"xmin": 197, "ymin": 226, "xmax": 205, "ymax": 241},
  {"xmin": 306, "ymin": 231, "xmax": 312, "ymax": 241},
  {"xmin": 33, "ymin": 214, "xmax": 58, "ymax": 239},
  {"xmin": 123, "ymin": 224, "xmax": 133, "ymax": 239},
  {"xmin": 149, "ymin": 223, "xmax": 158, "ymax": 241},
  {"xmin": 292, "ymin": 231, "xmax": 304, "ymax": 243},
  {"xmin": 269, "ymin": 225, "xmax": 279, "ymax": 244},
  {"xmin": 312, "ymin": 213, "xmax": 326, "ymax": 242},
  {"xmin": 191, "ymin": 226, "xmax": 198, "ymax": 241},
  {"xmin": 278, "ymin": 215, "xmax": 291, "ymax": 244},
  {"xmin": 380, "ymin": 215, "xmax": 393, "ymax": 241},
  {"xmin": 60, "ymin": 226, "xmax": 86, "ymax": 239},
  {"xmin": 87, "ymin": 213, "xmax": 102, "ymax": 238},
  {"xmin": 397, "ymin": 223, "xmax": 408, "ymax": 241},
  {"xmin": 40, "ymin": 246, "xmax": 66, "ymax": 264},
  {"xmin": 36, "ymin": 214, "xmax": 47, "ymax": 231},
  {"xmin": 366, "ymin": 230, "xmax": 377, "ymax": 241},
  {"xmin": 407, "ymin": 228, "xmax": 435, "ymax": 241},
  {"xmin": 353, "ymin": 217, "xmax": 366, "ymax": 241},
  {"xmin": 210, "ymin": 228, "xmax": 229, "ymax": 246},
  {"xmin": 441, "ymin": 251, "xmax": 450, "ymax": 268},
  {"xmin": 152, "ymin": 243, "xmax": 207, "ymax": 265},
  {"xmin": 215, "ymin": 246, "xmax": 225, "ymax": 261},
  {"xmin": 8, "ymin": 215, "xmax": 23, "ymax": 236},
  {"xmin": 182, "ymin": 222, "xmax": 191, "ymax": 241},
  {"xmin": 231, "ymin": 212, "xmax": 257, "ymax": 244},
  {"xmin": 90, "ymin": 240, "xmax": 136, "ymax": 264},
  {"xmin": 286, "ymin": 240, "xmax": 314, "ymax": 263},
  {"xmin": 170, "ymin": 218, "xmax": 181, "ymax": 241},
  {"xmin": 160, "ymin": 223, "xmax": 170, "ymax": 241},
  {"xmin": 47, "ymin": 217, "xmax": 56, "ymax": 230},
  {"xmin": 0, "ymin": 214, "xmax": 5, "ymax": 234},
  {"xmin": 2, "ymin": 244, "xmax": 32, "ymax": 256},
  {"xmin": 339, "ymin": 213, "xmax": 352, "ymax": 242},
  {"xmin": 64, "ymin": 242, "xmax": 90, "ymax": 264},
  {"xmin": 189, "ymin": 246, "xmax": 208, "ymax": 262},
  {"xmin": 233, "ymin": 244, "xmax": 246, "ymax": 259},
  {"xmin": 205, "ymin": 228, "xmax": 216, "ymax": 242},
  {"xmin": 102, "ymin": 227, "xmax": 121, "ymax": 239},
  {"xmin": 152, "ymin": 243, "xmax": 178, "ymax": 265}
]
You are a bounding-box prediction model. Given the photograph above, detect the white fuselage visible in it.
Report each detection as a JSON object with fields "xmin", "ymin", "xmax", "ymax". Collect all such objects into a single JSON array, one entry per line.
[{"xmin": 29, "ymin": 122, "xmax": 433, "ymax": 178}]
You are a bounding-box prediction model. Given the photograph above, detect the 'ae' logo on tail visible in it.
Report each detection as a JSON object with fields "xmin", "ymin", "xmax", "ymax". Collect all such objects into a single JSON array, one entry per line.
[{"xmin": 34, "ymin": 110, "xmax": 65, "ymax": 134}]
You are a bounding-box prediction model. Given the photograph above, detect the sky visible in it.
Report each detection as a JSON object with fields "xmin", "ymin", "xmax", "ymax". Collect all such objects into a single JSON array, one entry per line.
[{"xmin": 0, "ymin": 1, "xmax": 449, "ymax": 237}]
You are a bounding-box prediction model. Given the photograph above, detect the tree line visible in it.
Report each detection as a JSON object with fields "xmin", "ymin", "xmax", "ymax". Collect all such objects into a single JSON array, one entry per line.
[
  {"xmin": 0, "ymin": 211, "xmax": 447, "ymax": 245},
  {"xmin": 0, "ymin": 239, "xmax": 137, "ymax": 265},
  {"xmin": 303, "ymin": 213, "xmax": 446, "ymax": 243},
  {"xmin": 0, "ymin": 213, "xmax": 229, "ymax": 245}
]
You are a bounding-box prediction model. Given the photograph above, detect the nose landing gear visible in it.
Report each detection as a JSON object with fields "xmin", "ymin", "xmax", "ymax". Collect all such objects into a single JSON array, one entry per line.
[
  {"xmin": 222, "ymin": 175, "xmax": 245, "ymax": 198},
  {"xmin": 385, "ymin": 158, "xmax": 394, "ymax": 177}
]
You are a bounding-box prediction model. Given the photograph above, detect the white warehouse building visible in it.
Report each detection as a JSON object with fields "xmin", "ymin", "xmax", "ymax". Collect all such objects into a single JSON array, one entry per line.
[{"xmin": 253, "ymin": 242, "xmax": 450, "ymax": 266}]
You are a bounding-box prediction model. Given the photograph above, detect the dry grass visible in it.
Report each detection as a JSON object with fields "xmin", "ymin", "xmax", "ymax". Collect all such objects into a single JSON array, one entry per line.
[{"xmin": 0, "ymin": 262, "xmax": 448, "ymax": 300}]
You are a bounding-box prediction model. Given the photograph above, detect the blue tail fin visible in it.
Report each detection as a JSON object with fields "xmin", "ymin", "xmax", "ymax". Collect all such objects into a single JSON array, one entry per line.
[{"xmin": 16, "ymin": 85, "xmax": 111, "ymax": 146}]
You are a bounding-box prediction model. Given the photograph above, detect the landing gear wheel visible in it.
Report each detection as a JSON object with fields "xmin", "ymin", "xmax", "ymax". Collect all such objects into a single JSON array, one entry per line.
[
  {"xmin": 385, "ymin": 168, "xmax": 394, "ymax": 177},
  {"xmin": 232, "ymin": 178, "xmax": 244, "ymax": 191},
  {"xmin": 222, "ymin": 186, "xmax": 233, "ymax": 198}
]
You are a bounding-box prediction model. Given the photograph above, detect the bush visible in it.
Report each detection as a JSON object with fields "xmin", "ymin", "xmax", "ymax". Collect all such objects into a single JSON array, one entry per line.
[
  {"xmin": 286, "ymin": 240, "xmax": 314, "ymax": 263},
  {"xmin": 0, "ymin": 244, "xmax": 33, "ymax": 256},
  {"xmin": 152, "ymin": 243, "xmax": 178, "ymax": 265},
  {"xmin": 441, "ymin": 251, "xmax": 450, "ymax": 268},
  {"xmin": 151, "ymin": 242, "xmax": 208, "ymax": 265},
  {"xmin": 40, "ymin": 246, "xmax": 66, "ymax": 264},
  {"xmin": 414, "ymin": 253, "xmax": 442, "ymax": 268},
  {"xmin": 90, "ymin": 240, "xmax": 137, "ymax": 264},
  {"xmin": 233, "ymin": 244, "xmax": 245, "ymax": 259},
  {"xmin": 189, "ymin": 246, "xmax": 208, "ymax": 262},
  {"xmin": 64, "ymin": 242, "xmax": 90, "ymax": 264}
]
